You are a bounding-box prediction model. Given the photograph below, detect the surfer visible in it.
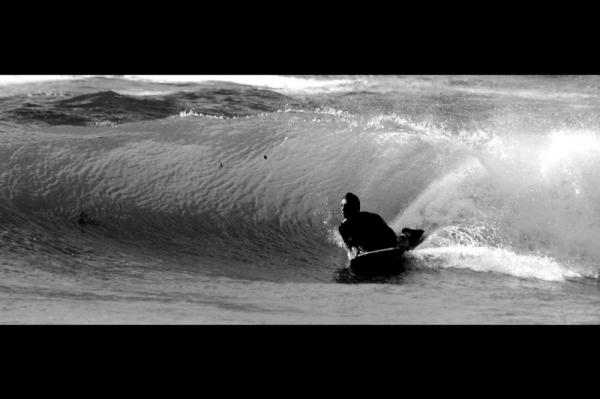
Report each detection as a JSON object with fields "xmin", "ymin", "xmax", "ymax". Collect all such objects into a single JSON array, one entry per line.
[{"xmin": 338, "ymin": 193, "xmax": 399, "ymax": 258}]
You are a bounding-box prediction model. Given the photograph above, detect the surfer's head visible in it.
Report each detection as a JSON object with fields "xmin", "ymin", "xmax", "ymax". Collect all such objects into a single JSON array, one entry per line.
[{"xmin": 341, "ymin": 192, "xmax": 360, "ymax": 219}]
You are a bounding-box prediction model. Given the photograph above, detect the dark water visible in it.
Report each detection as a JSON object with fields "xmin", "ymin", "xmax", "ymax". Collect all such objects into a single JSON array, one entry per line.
[{"xmin": 1, "ymin": 75, "xmax": 599, "ymax": 324}]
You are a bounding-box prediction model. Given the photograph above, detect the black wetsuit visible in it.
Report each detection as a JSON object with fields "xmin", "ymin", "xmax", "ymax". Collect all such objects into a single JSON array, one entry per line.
[{"xmin": 339, "ymin": 211, "xmax": 398, "ymax": 253}]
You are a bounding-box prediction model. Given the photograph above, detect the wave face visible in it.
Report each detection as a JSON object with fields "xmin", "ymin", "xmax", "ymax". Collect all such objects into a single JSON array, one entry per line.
[{"xmin": 2, "ymin": 75, "xmax": 600, "ymax": 283}]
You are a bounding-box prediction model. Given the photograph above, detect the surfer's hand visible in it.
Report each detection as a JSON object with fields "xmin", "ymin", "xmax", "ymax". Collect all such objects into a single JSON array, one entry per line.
[{"xmin": 347, "ymin": 247, "xmax": 359, "ymax": 260}]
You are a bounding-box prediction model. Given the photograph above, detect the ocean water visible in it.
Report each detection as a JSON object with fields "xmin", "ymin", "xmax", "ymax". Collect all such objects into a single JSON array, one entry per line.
[{"xmin": 1, "ymin": 74, "xmax": 599, "ymax": 324}]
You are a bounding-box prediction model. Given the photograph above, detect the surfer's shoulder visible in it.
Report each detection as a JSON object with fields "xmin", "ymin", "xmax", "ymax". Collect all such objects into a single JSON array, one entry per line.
[{"xmin": 357, "ymin": 211, "xmax": 382, "ymax": 222}]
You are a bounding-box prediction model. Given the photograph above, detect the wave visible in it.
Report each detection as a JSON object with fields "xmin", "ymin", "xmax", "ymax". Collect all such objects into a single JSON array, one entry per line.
[
  {"xmin": 0, "ymin": 88, "xmax": 306, "ymax": 126},
  {"xmin": 0, "ymin": 111, "xmax": 352, "ymax": 280},
  {"xmin": 3, "ymin": 77, "xmax": 600, "ymax": 284}
]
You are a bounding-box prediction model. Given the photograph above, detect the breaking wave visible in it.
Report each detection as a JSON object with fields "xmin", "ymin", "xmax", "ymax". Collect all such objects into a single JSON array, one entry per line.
[{"xmin": 2, "ymin": 75, "xmax": 600, "ymax": 283}]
